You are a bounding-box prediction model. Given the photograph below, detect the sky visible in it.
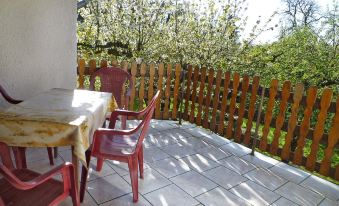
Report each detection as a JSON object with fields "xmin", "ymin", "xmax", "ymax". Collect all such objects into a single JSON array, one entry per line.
[{"xmin": 244, "ymin": 0, "xmax": 335, "ymax": 43}]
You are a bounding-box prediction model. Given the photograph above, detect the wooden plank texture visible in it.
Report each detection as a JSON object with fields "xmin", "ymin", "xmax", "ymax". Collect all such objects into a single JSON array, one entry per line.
[
  {"xmin": 226, "ymin": 72, "xmax": 240, "ymax": 138},
  {"xmin": 270, "ymin": 81, "xmax": 291, "ymax": 155},
  {"xmin": 281, "ymin": 83, "xmax": 304, "ymax": 161},
  {"xmin": 148, "ymin": 63, "xmax": 155, "ymax": 104},
  {"xmin": 129, "ymin": 62, "xmax": 137, "ymax": 110},
  {"xmin": 163, "ymin": 64, "xmax": 171, "ymax": 119},
  {"xmin": 243, "ymin": 76, "xmax": 260, "ymax": 145},
  {"xmin": 306, "ymin": 88, "xmax": 333, "ymax": 171},
  {"xmin": 183, "ymin": 65, "xmax": 193, "ymax": 120},
  {"xmin": 320, "ymin": 96, "xmax": 339, "ymax": 176},
  {"xmin": 138, "ymin": 63, "xmax": 147, "ymax": 110},
  {"xmin": 259, "ymin": 79, "xmax": 279, "ymax": 151},
  {"xmin": 210, "ymin": 69, "xmax": 223, "ymax": 132},
  {"xmin": 203, "ymin": 68, "xmax": 215, "ymax": 128},
  {"xmin": 189, "ymin": 66, "xmax": 199, "ymax": 123},
  {"xmin": 156, "ymin": 63, "xmax": 165, "ymax": 119},
  {"xmin": 196, "ymin": 67, "xmax": 207, "ymax": 126},
  {"xmin": 78, "ymin": 59, "xmax": 85, "ymax": 89},
  {"xmin": 292, "ymin": 86, "xmax": 317, "ymax": 164},
  {"xmin": 235, "ymin": 75, "xmax": 250, "ymax": 142},
  {"xmin": 172, "ymin": 64, "xmax": 181, "ymax": 120},
  {"xmin": 218, "ymin": 71, "xmax": 231, "ymax": 135}
]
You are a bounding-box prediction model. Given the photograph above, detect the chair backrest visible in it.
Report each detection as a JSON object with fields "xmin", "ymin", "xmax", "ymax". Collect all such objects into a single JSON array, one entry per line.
[
  {"xmin": 0, "ymin": 84, "xmax": 22, "ymax": 104},
  {"xmin": 89, "ymin": 67, "xmax": 132, "ymax": 108},
  {"xmin": 133, "ymin": 90, "xmax": 160, "ymax": 152}
]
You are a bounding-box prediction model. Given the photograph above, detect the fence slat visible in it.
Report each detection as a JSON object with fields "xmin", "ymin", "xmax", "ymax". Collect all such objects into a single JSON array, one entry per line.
[
  {"xmin": 163, "ymin": 64, "xmax": 171, "ymax": 119},
  {"xmin": 120, "ymin": 61, "xmax": 129, "ymax": 106},
  {"xmin": 259, "ymin": 79, "xmax": 279, "ymax": 151},
  {"xmin": 197, "ymin": 67, "xmax": 207, "ymax": 126},
  {"xmin": 226, "ymin": 72, "xmax": 240, "ymax": 138},
  {"xmin": 148, "ymin": 63, "xmax": 155, "ymax": 104},
  {"xmin": 89, "ymin": 59, "xmax": 96, "ymax": 75},
  {"xmin": 210, "ymin": 70, "xmax": 223, "ymax": 132},
  {"xmin": 129, "ymin": 62, "xmax": 137, "ymax": 111},
  {"xmin": 78, "ymin": 59, "xmax": 85, "ymax": 89},
  {"xmin": 156, "ymin": 63, "xmax": 165, "ymax": 119},
  {"xmin": 172, "ymin": 64, "xmax": 181, "ymax": 120},
  {"xmin": 235, "ymin": 75, "xmax": 250, "ymax": 142},
  {"xmin": 270, "ymin": 81, "xmax": 291, "ymax": 155},
  {"xmin": 292, "ymin": 86, "xmax": 317, "ymax": 164},
  {"xmin": 138, "ymin": 63, "xmax": 147, "ymax": 110},
  {"xmin": 320, "ymin": 96, "xmax": 339, "ymax": 176},
  {"xmin": 281, "ymin": 83, "xmax": 304, "ymax": 161},
  {"xmin": 100, "ymin": 60, "xmax": 108, "ymax": 68},
  {"xmin": 306, "ymin": 88, "xmax": 333, "ymax": 171},
  {"xmin": 183, "ymin": 65, "xmax": 193, "ymax": 120},
  {"xmin": 243, "ymin": 76, "xmax": 260, "ymax": 145},
  {"xmin": 218, "ymin": 71, "xmax": 231, "ymax": 135},
  {"xmin": 111, "ymin": 59, "xmax": 118, "ymax": 67},
  {"xmin": 203, "ymin": 68, "xmax": 215, "ymax": 128},
  {"xmin": 189, "ymin": 66, "xmax": 199, "ymax": 123}
]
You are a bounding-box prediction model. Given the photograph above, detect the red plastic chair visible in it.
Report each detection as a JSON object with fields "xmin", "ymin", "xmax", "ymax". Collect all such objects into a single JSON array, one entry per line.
[
  {"xmin": 0, "ymin": 142, "xmax": 80, "ymax": 206},
  {"xmin": 80, "ymin": 91, "xmax": 160, "ymax": 203},
  {"xmin": 0, "ymin": 84, "xmax": 55, "ymax": 166},
  {"xmin": 89, "ymin": 67, "xmax": 133, "ymax": 128}
]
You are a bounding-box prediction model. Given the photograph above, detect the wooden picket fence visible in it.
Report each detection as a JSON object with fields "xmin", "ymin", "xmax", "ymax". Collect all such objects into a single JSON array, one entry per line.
[{"xmin": 77, "ymin": 59, "xmax": 339, "ymax": 181}]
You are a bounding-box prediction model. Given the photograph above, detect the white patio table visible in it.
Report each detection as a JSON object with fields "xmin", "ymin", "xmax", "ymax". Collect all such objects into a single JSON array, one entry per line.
[{"xmin": 0, "ymin": 88, "xmax": 117, "ymax": 188}]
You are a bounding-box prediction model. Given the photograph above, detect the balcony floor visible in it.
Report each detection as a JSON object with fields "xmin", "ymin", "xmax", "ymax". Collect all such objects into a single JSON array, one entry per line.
[{"xmin": 25, "ymin": 120, "xmax": 338, "ymax": 206}]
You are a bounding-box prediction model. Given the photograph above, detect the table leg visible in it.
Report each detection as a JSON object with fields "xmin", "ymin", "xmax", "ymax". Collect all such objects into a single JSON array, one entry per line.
[
  {"xmin": 13, "ymin": 147, "xmax": 27, "ymax": 169},
  {"xmin": 71, "ymin": 146, "xmax": 80, "ymax": 190}
]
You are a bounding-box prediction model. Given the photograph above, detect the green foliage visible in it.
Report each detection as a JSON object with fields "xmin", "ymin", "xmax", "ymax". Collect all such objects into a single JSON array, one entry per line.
[{"xmin": 77, "ymin": 0, "xmax": 338, "ymax": 94}]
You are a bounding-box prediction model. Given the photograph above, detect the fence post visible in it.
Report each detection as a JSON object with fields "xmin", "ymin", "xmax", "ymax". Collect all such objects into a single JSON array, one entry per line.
[
  {"xmin": 78, "ymin": 59, "xmax": 85, "ymax": 89},
  {"xmin": 172, "ymin": 64, "xmax": 182, "ymax": 120}
]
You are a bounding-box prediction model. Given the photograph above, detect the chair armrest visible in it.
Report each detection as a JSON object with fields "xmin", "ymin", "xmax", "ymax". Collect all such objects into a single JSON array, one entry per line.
[
  {"xmin": 28, "ymin": 162, "xmax": 74, "ymax": 187},
  {"xmin": 3, "ymin": 162, "xmax": 74, "ymax": 191},
  {"xmin": 95, "ymin": 127, "xmax": 136, "ymax": 136}
]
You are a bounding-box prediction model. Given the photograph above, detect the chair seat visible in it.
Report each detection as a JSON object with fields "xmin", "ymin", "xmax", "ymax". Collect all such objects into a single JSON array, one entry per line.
[
  {"xmin": 99, "ymin": 133, "xmax": 139, "ymax": 156},
  {"xmin": 0, "ymin": 169, "xmax": 64, "ymax": 206}
]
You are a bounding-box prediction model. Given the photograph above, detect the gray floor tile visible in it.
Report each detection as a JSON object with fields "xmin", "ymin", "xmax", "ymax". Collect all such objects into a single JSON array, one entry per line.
[
  {"xmin": 220, "ymin": 142, "xmax": 252, "ymax": 156},
  {"xmin": 300, "ymin": 175, "xmax": 339, "ymax": 201},
  {"xmin": 201, "ymin": 133, "xmax": 231, "ymax": 147},
  {"xmin": 149, "ymin": 157, "xmax": 190, "ymax": 178},
  {"xmin": 276, "ymin": 182, "xmax": 324, "ymax": 206},
  {"xmin": 163, "ymin": 128, "xmax": 192, "ymax": 139},
  {"xmin": 197, "ymin": 145, "xmax": 232, "ymax": 161},
  {"xmin": 144, "ymin": 184, "xmax": 198, "ymax": 206},
  {"xmin": 28, "ymin": 156, "xmax": 65, "ymax": 174},
  {"xmin": 195, "ymin": 187, "xmax": 251, "ymax": 206},
  {"xmin": 270, "ymin": 197, "xmax": 298, "ymax": 206},
  {"xmin": 179, "ymin": 154, "xmax": 220, "ymax": 172},
  {"xmin": 244, "ymin": 168, "xmax": 288, "ymax": 190},
  {"xmin": 230, "ymin": 181, "xmax": 280, "ymax": 206},
  {"xmin": 202, "ymin": 166, "xmax": 247, "ymax": 189},
  {"xmin": 241, "ymin": 152, "xmax": 279, "ymax": 169},
  {"xmin": 170, "ymin": 170, "xmax": 217, "ymax": 196},
  {"xmin": 177, "ymin": 137, "xmax": 210, "ymax": 150},
  {"xmin": 220, "ymin": 155, "xmax": 256, "ymax": 175},
  {"xmin": 161, "ymin": 143, "xmax": 197, "ymax": 159},
  {"xmin": 59, "ymin": 191, "xmax": 97, "ymax": 206},
  {"xmin": 87, "ymin": 159, "xmax": 116, "ymax": 181},
  {"xmin": 101, "ymin": 193, "xmax": 151, "ymax": 206},
  {"xmin": 122, "ymin": 168, "xmax": 171, "ymax": 194},
  {"xmin": 146, "ymin": 133, "xmax": 179, "ymax": 147},
  {"xmin": 143, "ymin": 147, "xmax": 170, "ymax": 163},
  {"xmin": 185, "ymin": 127, "xmax": 213, "ymax": 138},
  {"xmin": 87, "ymin": 174, "xmax": 131, "ymax": 204},
  {"xmin": 269, "ymin": 162, "xmax": 310, "ymax": 184},
  {"xmin": 107, "ymin": 160, "xmax": 150, "ymax": 176},
  {"xmin": 318, "ymin": 198, "xmax": 339, "ymax": 206}
]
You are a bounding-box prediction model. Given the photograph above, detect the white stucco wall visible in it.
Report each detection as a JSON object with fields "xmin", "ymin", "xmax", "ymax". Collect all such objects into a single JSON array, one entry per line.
[{"xmin": 0, "ymin": 0, "xmax": 77, "ymax": 108}]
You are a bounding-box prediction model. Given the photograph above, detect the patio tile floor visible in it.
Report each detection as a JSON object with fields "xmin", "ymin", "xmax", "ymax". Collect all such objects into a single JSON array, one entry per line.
[{"xmin": 24, "ymin": 120, "xmax": 339, "ymax": 206}]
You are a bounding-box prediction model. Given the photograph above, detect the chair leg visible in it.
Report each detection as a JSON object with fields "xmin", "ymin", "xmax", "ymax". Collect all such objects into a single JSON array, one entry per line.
[
  {"xmin": 13, "ymin": 147, "xmax": 27, "ymax": 169},
  {"xmin": 53, "ymin": 147, "xmax": 58, "ymax": 158},
  {"xmin": 128, "ymin": 155, "xmax": 139, "ymax": 202},
  {"xmin": 138, "ymin": 147, "xmax": 144, "ymax": 179},
  {"xmin": 121, "ymin": 115, "xmax": 127, "ymax": 130},
  {"xmin": 69, "ymin": 166, "xmax": 80, "ymax": 206},
  {"xmin": 47, "ymin": 147, "xmax": 54, "ymax": 165},
  {"xmin": 80, "ymin": 149, "xmax": 92, "ymax": 203},
  {"xmin": 96, "ymin": 158, "xmax": 104, "ymax": 172}
]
